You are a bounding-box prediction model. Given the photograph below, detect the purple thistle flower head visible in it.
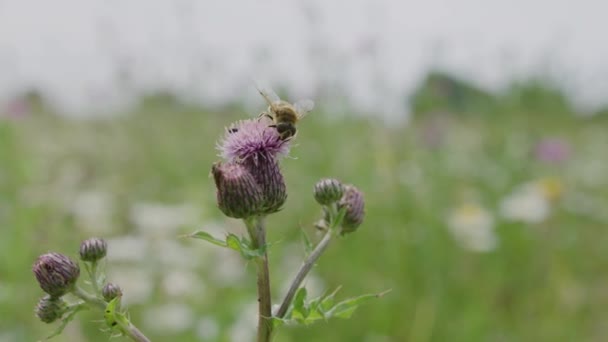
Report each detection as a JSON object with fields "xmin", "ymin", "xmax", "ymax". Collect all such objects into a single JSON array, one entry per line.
[
  {"xmin": 213, "ymin": 118, "xmax": 290, "ymax": 218},
  {"xmin": 217, "ymin": 119, "xmax": 291, "ymax": 163}
]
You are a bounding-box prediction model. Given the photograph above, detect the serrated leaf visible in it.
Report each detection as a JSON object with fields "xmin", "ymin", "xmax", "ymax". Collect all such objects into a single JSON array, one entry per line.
[
  {"xmin": 188, "ymin": 231, "xmax": 228, "ymax": 247},
  {"xmin": 320, "ymin": 286, "xmax": 342, "ymax": 312},
  {"xmin": 290, "ymin": 288, "xmax": 309, "ymax": 322},
  {"xmin": 326, "ymin": 290, "xmax": 391, "ymax": 319},
  {"xmin": 300, "ymin": 228, "xmax": 313, "ymax": 255},
  {"xmin": 226, "ymin": 234, "xmax": 267, "ymax": 260},
  {"xmin": 331, "ymin": 207, "xmax": 347, "ymax": 230}
]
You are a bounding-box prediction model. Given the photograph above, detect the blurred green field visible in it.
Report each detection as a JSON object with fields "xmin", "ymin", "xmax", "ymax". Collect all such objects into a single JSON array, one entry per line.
[{"xmin": 2, "ymin": 80, "xmax": 608, "ymax": 341}]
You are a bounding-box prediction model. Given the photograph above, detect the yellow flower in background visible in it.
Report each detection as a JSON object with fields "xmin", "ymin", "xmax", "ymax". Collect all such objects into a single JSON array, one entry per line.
[
  {"xmin": 447, "ymin": 203, "xmax": 497, "ymax": 252},
  {"xmin": 500, "ymin": 177, "xmax": 563, "ymax": 224}
]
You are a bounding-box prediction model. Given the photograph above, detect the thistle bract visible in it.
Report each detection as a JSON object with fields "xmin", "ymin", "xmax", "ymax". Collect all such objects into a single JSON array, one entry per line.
[
  {"xmin": 33, "ymin": 253, "xmax": 80, "ymax": 297},
  {"xmin": 102, "ymin": 283, "xmax": 123, "ymax": 301},
  {"xmin": 212, "ymin": 161, "xmax": 265, "ymax": 218},
  {"xmin": 314, "ymin": 178, "xmax": 344, "ymax": 205},
  {"xmin": 243, "ymin": 157, "xmax": 287, "ymax": 214},
  {"xmin": 338, "ymin": 185, "xmax": 365, "ymax": 234},
  {"xmin": 35, "ymin": 295, "xmax": 66, "ymax": 323},
  {"xmin": 79, "ymin": 237, "xmax": 107, "ymax": 262}
]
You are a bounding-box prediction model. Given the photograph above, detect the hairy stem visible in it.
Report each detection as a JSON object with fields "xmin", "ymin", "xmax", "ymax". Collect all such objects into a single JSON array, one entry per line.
[
  {"xmin": 72, "ymin": 286, "xmax": 151, "ymax": 342},
  {"xmin": 72, "ymin": 286, "xmax": 106, "ymax": 310},
  {"xmin": 276, "ymin": 229, "xmax": 333, "ymax": 318},
  {"xmin": 118, "ymin": 320, "xmax": 152, "ymax": 342},
  {"xmin": 246, "ymin": 216, "xmax": 273, "ymax": 342}
]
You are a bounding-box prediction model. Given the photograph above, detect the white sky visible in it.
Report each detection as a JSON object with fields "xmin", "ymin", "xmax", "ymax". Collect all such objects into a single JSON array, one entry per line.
[{"xmin": 0, "ymin": 0, "xmax": 606, "ymax": 120}]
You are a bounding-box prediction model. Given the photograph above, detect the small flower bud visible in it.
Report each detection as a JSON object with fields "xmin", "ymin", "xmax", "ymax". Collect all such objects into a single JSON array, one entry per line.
[
  {"xmin": 212, "ymin": 161, "xmax": 265, "ymax": 218},
  {"xmin": 313, "ymin": 178, "xmax": 344, "ymax": 205},
  {"xmin": 79, "ymin": 237, "xmax": 107, "ymax": 262},
  {"xmin": 35, "ymin": 295, "xmax": 66, "ymax": 323},
  {"xmin": 244, "ymin": 158, "xmax": 287, "ymax": 214},
  {"xmin": 33, "ymin": 253, "xmax": 80, "ymax": 297},
  {"xmin": 102, "ymin": 283, "xmax": 123, "ymax": 301},
  {"xmin": 338, "ymin": 185, "xmax": 365, "ymax": 234}
]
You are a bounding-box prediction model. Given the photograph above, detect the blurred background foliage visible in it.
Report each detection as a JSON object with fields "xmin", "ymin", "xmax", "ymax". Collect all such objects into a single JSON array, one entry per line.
[{"xmin": 2, "ymin": 73, "xmax": 608, "ymax": 342}]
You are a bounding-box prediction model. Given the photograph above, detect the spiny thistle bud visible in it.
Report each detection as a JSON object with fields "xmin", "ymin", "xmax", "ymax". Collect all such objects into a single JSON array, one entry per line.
[
  {"xmin": 243, "ymin": 157, "xmax": 287, "ymax": 214},
  {"xmin": 212, "ymin": 161, "xmax": 265, "ymax": 218},
  {"xmin": 79, "ymin": 237, "xmax": 107, "ymax": 262},
  {"xmin": 338, "ymin": 185, "xmax": 365, "ymax": 234},
  {"xmin": 102, "ymin": 283, "xmax": 122, "ymax": 301},
  {"xmin": 35, "ymin": 295, "xmax": 66, "ymax": 323},
  {"xmin": 33, "ymin": 253, "xmax": 80, "ymax": 297},
  {"xmin": 313, "ymin": 178, "xmax": 344, "ymax": 205}
]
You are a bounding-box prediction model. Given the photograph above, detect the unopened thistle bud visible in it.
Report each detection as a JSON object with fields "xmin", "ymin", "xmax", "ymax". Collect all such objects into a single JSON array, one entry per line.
[
  {"xmin": 212, "ymin": 161, "xmax": 264, "ymax": 218},
  {"xmin": 79, "ymin": 237, "xmax": 107, "ymax": 262},
  {"xmin": 33, "ymin": 253, "xmax": 80, "ymax": 297},
  {"xmin": 35, "ymin": 295, "xmax": 66, "ymax": 323},
  {"xmin": 313, "ymin": 178, "xmax": 344, "ymax": 205},
  {"xmin": 338, "ymin": 185, "xmax": 365, "ymax": 234},
  {"xmin": 244, "ymin": 158, "xmax": 287, "ymax": 214},
  {"xmin": 102, "ymin": 283, "xmax": 122, "ymax": 301}
]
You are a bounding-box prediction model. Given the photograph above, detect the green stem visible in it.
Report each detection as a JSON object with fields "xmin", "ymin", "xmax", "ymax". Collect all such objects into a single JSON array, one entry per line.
[
  {"xmin": 245, "ymin": 216, "xmax": 273, "ymax": 342},
  {"xmin": 72, "ymin": 286, "xmax": 152, "ymax": 342},
  {"xmin": 276, "ymin": 204, "xmax": 345, "ymax": 319},
  {"xmin": 72, "ymin": 286, "xmax": 105, "ymax": 310},
  {"xmin": 90, "ymin": 261, "xmax": 100, "ymax": 293},
  {"xmin": 276, "ymin": 228, "xmax": 333, "ymax": 318}
]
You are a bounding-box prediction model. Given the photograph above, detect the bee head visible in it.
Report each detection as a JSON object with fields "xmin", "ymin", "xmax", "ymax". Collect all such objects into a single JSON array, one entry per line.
[{"xmin": 276, "ymin": 122, "xmax": 297, "ymax": 140}]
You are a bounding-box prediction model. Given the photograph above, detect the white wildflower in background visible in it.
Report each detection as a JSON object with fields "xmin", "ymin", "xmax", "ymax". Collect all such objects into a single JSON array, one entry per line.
[
  {"xmin": 142, "ymin": 303, "xmax": 194, "ymax": 334},
  {"xmin": 499, "ymin": 178, "xmax": 562, "ymax": 224},
  {"xmin": 229, "ymin": 301, "xmax": 257, "ymax": 342},
  {"xmin": 105, "ymin": 236, "xmax": 149, "ymax": 263},
  {"xmin": 196, "ymin": 316, "xmax": 220, "ymax": 341},
  {"xmin": 69, "ymin": 190, "xmax": 116, "ymax": 234},
  {"xmin": 209, "ymin": 248, "xmax": 247, "ymax": 287},
  {"xmin": 446, "ymin": 203, "xmax": 497, "ymax": 252},
  {"xmin": 107, "ymin": 268, "xmax": 154, "ymax": 306},
  {"xmin": 162, "ymin": 269, "xmax": 205, "ymax": 299},
  {"xmin": 130, "ymin": 202, "xmax": 200, "ymax": 237}
]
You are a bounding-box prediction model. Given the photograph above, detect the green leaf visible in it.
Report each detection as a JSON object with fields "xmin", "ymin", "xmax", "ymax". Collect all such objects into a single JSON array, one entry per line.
[
  {"xmin": 187, "ymin": 231, "xmax": 228, "ymax": 248},
  {"xmin": 300, "ymin": 228, "xmax": 313, "ymax": 255},
  {"xmin": 225, "ymin": 234, "xmax": 266, "ymax": 260},
  {"xmin": 104, "ymin": 297, "xmax": 121, "ymax": 328},
  {"xmin": 290, "ymin": 288, "xmax": 309, "ymax": 322},
  {"xmin": 319, "ymin": 286, "xmax": 342, "ymax": 313},
  {"xmin": 270, "ymin": 317, "xmax": 287, "ymax": 329},
  {"xmin": 331, "ymin": 207, "xmax": 347, "ymax": 231},
  {"xmin": 326, "ymin": 290, "xmax": 391, "ymax": 319}
]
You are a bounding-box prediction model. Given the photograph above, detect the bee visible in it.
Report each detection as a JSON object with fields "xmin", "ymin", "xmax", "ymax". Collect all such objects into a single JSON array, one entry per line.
[{"xmin": 256, "ymin": 86, "xmax": 314, "ymax": 140}]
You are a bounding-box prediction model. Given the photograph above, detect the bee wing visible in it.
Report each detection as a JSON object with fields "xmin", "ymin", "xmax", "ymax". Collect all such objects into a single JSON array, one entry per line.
[
  {"xmin": 255, "ymin": 84, "xmax": 281, "ymax": 106},
  {"xmin": 294, "ymin": 99, "xmax": 315, "ymax": 119}
]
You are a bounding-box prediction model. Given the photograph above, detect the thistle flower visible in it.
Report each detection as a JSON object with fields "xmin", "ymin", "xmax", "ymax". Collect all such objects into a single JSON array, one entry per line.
[
  {"xmin": 33, "ymin": 253, "xmax": 80, "ymax": 297},
  {"xmin": 79, "ymin": 237, "xmax": 107, "ymax": 262},
  {"xmin": 338, "ymin": 185, "xmax": 365, "ymax": 234},
  {"xmin": 212, "ymin": 161, "xmax": 265, "ymax": 218},
  {"xmin": 102, "ymin": 283, "xmax": 123, "ymax": 301},
  {"xmin": 214, "ymin": 119, "xmax": 289, "ymax": 217},
  {"xmin": 217, "ymin": 119, "xmax": 290, "ymax": 163},
  {"xmin": 314, "ymin": 178, "xmax": 344, "ymax": 205},
  {"xmin": 35, "ymin": 295, "xmax": 66, "ymax": 323}
]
